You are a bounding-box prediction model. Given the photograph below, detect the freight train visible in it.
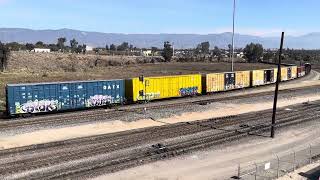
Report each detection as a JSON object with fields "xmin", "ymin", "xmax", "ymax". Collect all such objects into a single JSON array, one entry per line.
[{"xmin": 5, "ymin": 64, "xmax": 311, "ymax": 117}]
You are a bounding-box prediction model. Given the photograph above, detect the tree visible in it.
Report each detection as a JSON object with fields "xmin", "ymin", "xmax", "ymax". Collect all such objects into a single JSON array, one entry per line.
[
  {"xmin": 70, "ymin": 38, "xmax": 78, "ymax": 53},
  {"xmin": 151, "ymin": 47, "xmax": 158, "ymax": 56},
  {"xmin": 228, "ymin": 44, "xmax": 232, "ymax": 56},
  {"xmin": 5, "ymin": 42, "xmax": 22, "ymax": 51},
  {"xmin": 93, "ymin": 48, "xmax": 99, "ymax": 53},
  {"xmin": 195, "ymin": 44, "xmax": 202, "ymax": 54},
  {"xmin": 57, "ymin": 37, "xmax": 66, "ymax": 52},
  {"xmin": 303, "ymin": 54, "xmax": 312, "ymax": 62},
  {"xmin": 195, "ymin": 41, "xmax": 210, "ymax": 55},
  {"xmin": 201, "ymin": 41, "xmax": 210, "ymax": 54},
  {"xmin": 243, "ymin": 43, "xmax": 263, "ymax": 63},
  {"xmin": 117, "ymin": 42, "xmax": 129, "ymax": 51},
  {"xmin": 110, "ymin": 44, "xmax": 116, "ymax": 51},
  {"xmin": 35, "ymin": 41, "xmax": 45, "ymax": 48},
  {"xmin": 48, "ymin": 44, "xmax": 59, "ymax": 52},
  {"xmin": 263, "ymin": 51, "xmax": 274, "ymax": 61},
  {"xmin": 105, "ymin": 44, "xmax": 109, "ymax": 50},
  {"xmin": 0, "ymin": 41, "xmax": 9, "ymax": 71},
  {"xmin": 75, "ymin": 45, "xmax": 83, "ymax": 54},
  {"xmin": 212, "ymin": 46, "xmax": 221, "ymax": 57},
  {"xmin": 162, "ymin": 41, "xmax": 173, "ymax": 62},
  {"xmin": 26, "ymin": 43, "xmax": 35, "ymax": 51},
  {"xmin": 82, "ymin": 44, "xmax": 87, "ymax": 54}
]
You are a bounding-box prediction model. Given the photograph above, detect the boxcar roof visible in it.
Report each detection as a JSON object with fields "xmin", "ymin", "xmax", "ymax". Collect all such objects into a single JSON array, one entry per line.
[
  {"xmin": 132, "ymin": 74, "xmax": 202, "ymax": 79},
  {"xmin": 6, "ymin": 79, "xmax": 124, "ymax": 87}
]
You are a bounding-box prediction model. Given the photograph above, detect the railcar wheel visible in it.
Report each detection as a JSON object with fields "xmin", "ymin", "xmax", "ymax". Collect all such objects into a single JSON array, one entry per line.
[{"xmin": 21, "ymin": 113, "xmax": 33, "ymax": 118}]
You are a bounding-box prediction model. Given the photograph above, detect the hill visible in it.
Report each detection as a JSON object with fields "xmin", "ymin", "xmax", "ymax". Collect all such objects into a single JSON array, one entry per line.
[{"xmin": 1, "ymin": 28, "xmax": 320, "ymax": 49}]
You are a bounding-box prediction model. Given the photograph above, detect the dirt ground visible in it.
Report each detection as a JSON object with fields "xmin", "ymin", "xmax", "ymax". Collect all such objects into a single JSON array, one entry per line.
[
  {"xmin": 6, "ymin": 51, "xmax": 165, "ymax": 72},
  {"xmin": 0, "ymin": 62, "xmax": 275, "ymax": 110}
]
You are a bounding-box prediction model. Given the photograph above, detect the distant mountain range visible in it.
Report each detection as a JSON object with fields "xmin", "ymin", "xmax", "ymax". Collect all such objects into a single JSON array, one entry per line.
[{"xmin": 0, "ymin": 28, "xmax": 320, "ymax": 49}]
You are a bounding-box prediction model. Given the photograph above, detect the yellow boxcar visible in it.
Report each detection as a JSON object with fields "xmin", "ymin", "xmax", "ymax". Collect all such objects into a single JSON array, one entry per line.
[
  {"xmin": 235, "ymin": 71, "xmax": 251, "ymax": 89},
  {"xmin": 274, "ymin": 68, "xmax": 278, "ymax": 82},
  {"xmin": 291, "ymin": 66, "xmax": 297, "ymax": 79},
  {"xmin": 126, "ymin": 74, "xmax": 202, "ymax": 102},
  {"xmin": 251, "ymin": 70, "xmax": 265, "ymax": 86},
  {"xmin": 205, "ymin": 73, "xmax": 225, "ymax": 93},
  {"xmin": 281, "ymin": 67, "xmax": 288, "ymax": 81}
]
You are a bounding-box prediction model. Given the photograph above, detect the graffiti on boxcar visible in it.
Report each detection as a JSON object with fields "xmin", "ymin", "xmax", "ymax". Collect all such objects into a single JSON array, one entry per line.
[
  {"xmin": 253, "ymin": 80, "xmax": 264, "ymax": 86},
  {"xmin": 138, "ymin": 92, "xmax": 160, "ymax": 100},
  {"xmin": 179, "ymin": 87, "xmax": 198, "ymax": 96},
  {"xmin": 16, "ymin": 99, "xmax": 59, "ymax": 113},
  {"xmin": 147, "ymin": 92, "xmax": 160, "ymax": 99},
  {"xmin": 225, "ymin": 84, "xmax": 235, "ymax": 90},
  {"xmin": 86, "ymin": 95, "xmax": 114, "ymax": 107},
  {"xmin": 235, "ymin": 84, "xmax": 244, "ymax": 89}
]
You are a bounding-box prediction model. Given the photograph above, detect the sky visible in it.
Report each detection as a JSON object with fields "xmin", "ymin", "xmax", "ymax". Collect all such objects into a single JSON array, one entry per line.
[{"xmin": 1, "ymin": 0, "xmax": 319, "ymax": 36}]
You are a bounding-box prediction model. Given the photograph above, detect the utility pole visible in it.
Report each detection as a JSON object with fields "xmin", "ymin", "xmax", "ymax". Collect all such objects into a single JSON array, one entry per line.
[
  {"xmin": 271, "ymin": 32, "xmax": 285, "ymax": 138},
  {"xmin": 230, "ymin": 0, "xmax": 236, "ymax": 72}
]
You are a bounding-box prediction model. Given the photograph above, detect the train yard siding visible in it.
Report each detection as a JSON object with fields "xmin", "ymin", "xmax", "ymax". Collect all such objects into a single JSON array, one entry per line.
[
  {"xmin": 4, "ymin": 65, "xmax": 305, "ymax": 116},
  {"xmin": 0, "ymin": 84, "xmax": 319, "ymax": 150}
]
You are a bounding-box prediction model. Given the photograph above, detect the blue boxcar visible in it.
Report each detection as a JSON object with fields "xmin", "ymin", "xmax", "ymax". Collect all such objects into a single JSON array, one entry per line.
[{"xmin": 6, "ymin": 79, "xmax": 125, "ymax": 116}]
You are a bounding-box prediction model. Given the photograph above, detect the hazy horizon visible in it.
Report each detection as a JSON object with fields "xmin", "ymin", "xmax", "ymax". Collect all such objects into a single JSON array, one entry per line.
[{"xmin": 1, "ymin": 27, "xmax": 318, "ymax": 38}]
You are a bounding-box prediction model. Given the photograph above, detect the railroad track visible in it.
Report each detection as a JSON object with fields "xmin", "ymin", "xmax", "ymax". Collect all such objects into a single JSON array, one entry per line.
[
  {"xmin": 52, "ymin": 113, "xmax": 320, "ymax": 180},
  {"xmin": 0, "ymin": 101, "xmax": 319, "ymax": 179},
  {"xmin": 0, "ymin": 82, "xmax": 319, "ymax": 132},
  {"xmin": 0, "ymin": 101, "xmax": 317, "ymax": 157}
]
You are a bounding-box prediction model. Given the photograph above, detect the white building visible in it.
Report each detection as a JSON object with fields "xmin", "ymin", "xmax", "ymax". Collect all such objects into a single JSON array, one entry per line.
[
  {"xmin": 236, "ymin": 52, "xmax": 244, "ymax": 58},
  {"xmin": 86, "ymin": 46, "xmax": 94, "ymax": 51},
  {"xmin": 32, "ymin": 48, "xmax": 51, "ymax": 53},
  {"xmin": 142, "ymin": 50, "xmax": 152, "ymax": 56}
]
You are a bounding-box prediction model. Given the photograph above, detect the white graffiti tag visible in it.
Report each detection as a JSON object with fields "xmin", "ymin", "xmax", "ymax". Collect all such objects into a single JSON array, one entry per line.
[
  {"xmin": 87, "ymin": 95, "xmax": 113, "ymax": 107},
  {"xmin": 20, "ymin": 100, "xmax": 59, "ymax": 113}
]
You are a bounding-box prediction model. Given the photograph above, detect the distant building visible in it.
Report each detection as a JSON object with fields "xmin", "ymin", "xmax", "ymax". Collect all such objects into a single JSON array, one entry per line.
[
  {"xmin": 142, "ymin": 50, "xmax": 152, "ymax": 56},
  {"xmin": 32, "ymin": 48, "xmax": 51, "ymax": 53},
  {"xmin": 236, "ymin": 52, "xmax": 244, "ymax": 58},
  {"xmin": 86, "ymin": 46, "xmax": 94, "ymax": 51}
]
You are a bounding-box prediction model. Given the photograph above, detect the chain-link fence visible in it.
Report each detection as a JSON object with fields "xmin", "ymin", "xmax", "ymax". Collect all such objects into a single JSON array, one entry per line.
[{"xmin": 235, "ymin": 144, "xmax": 320, "ymax": 179}]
